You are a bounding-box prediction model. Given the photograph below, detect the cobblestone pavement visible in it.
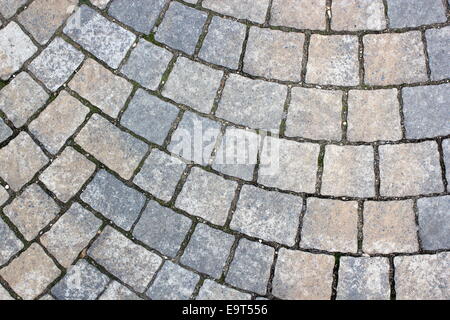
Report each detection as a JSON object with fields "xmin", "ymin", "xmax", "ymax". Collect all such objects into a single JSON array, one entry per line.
[{"xmin": 0, "ymin": 0, "xmax": 449, "ymax": 300}]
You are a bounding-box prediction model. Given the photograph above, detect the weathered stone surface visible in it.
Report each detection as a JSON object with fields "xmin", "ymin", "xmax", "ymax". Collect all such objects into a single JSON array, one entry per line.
[
  {"xmin": 347, "ymin": 89, "xmax": 402, "ymax": 142},
  {"xmin": 18, "ymin": 0, "xmax": 78, "ymax": 45},
  {"xmin": 387, "ymin": 0, "xmax": 446, "ymax": 28},
  {"xmin": 108, "ymin": 0, "xmax": 165, "ymax": 34},
  {"xmin": 337, "ymin": 257, "xmax": 390, "ymax": 300},
  {"xmin": 226, "ymin": 239, "xmax": 274, "ymax": 295},
  {"xmin": 155, "ymin": 2, "xmax": 207, "ymax": 54},
  {"xmin": 98, "ymin": 281, "xmax": 141, "ymax": 300},
  {"xmin": 271, "ymin": 0, "xmax": 326, "ymax": 30},
  {"xmin": 133, "ymin": 200, "xmax": 192, "ymax": 257},
  {"xmin": 29, "ymin": 38, "xmax": 84, "ymax": 91},
  {"xmin": 199, "ymin": 16, "xmax": 246, "ymax": 69},
  {"xmin": 0, "ymin": 285, "xmax": 13, "ymax": 300},
  {"xmin": 176, "ymin": 167, "xmax": 237, "ymax": 226},
  {"xmin": 0, "ymin": 185, "xmax": 8, "ymax": 206},
  {"xmin": 272, "ymin": 249, "xmax": 335, "ymax": 300},
  {"xmin": 121, "ymin": 39, "xmax": 172, "ymax": 90},
  {"xmin": 426, "ymin": 27, "xmax": 450, "ymax": 80},
  {"xmin": 91, "ymin": 0, "xmax": 111, "ymax": 9},
  {"xmin": 244, "ymin": 28, "xmax": 304, "ymax": 81},
  {"xmin": 0, "ymin": 132, "xmax": 48, "ymax": 191},
  {"xmin": 0, "ymin": 119, "xmax": 12, "ymax": 143},
  {"xmin": 321, "ymin": 145, "xmax": 375, "ymax": 197},
  {"xmin": 363, "ymin": 200, "xmax": 418, "ymax": 254},
  {"xmin": 29, "ymin": 91, "xmax": 89, "ymax": 154},
  {"xmin": 402, "ymin": 84, "xmax": 450, "ymax": 139},
  {"xmin": 379, "ymin": 142, "xmax": 444, "ymax": 197},
  {"xmin": 147, "ymin": 261, "xmax": 200, "ymax": 300},
  {"xmin": 121, "ymin": 89, "xmax": 179, "ymax": 145},
  {"xmin": 203, "ymin": 0, "xmax": 270, "ymax": 23},
  {"xmin": 444, "ymin": 139, "xmax": 450, "ymax": 184},
  {"xmin": 197, "ymin": 280, "xmax": 251, "ymax": 300},
  {"xmin": 81, "ymin": 170, "xmax": 146, "ymax": 230},
  {"xmin": 332, "ymin": 0, "xmax": 387, "ymax": 31},
  {"xmin": 181, "ymin": 223, "xmax": 234, "ymax": 278},
  {"xmin": 230, "ymin": 185, "xmax": 303, "ymax": 246},
  {"xmin": 51, "ymin": 260, "xmax": 109, "ymax": 300},
  {"xmin": 0, "ymin": 72, "xmax": 49, "ymax": 127},
  {"xmin": 395, "ymin": 252, "xmax": 450, "ymax": 300},
  {"xmin": 163, "ymin": 57, "xmax": 223, "ymax": 113},
  {"xmin": 70, "ymin": 58, "xmax": 133, "ymax": 118},
  {"xmin": 364, "ymin": 32, "xmax": 428, "ymax": 85},
  {"xmin": 89, "ymin": 226, "xmax": 163, "ymax": 292},
  {"xmin": 64, "ymin": 5, "xmax": 136, "ymax": 69},
  {"xmin": 0, "ymin": 0, "xmax": 27, "ymax": 18},
  {"xmin": 75, "ymin": 114, "xmax": 148, "ymax": 179},
  {"xmin": 0, "ymin": 218, "xmax": 23, "ymax": 266},
  {"xmin": 0, "ymin": 243, "xmax": 60, "ymax": 300},
  {"xmin": 306, "ymin": 35, "xmax": 359, "ymax": 86},
  {"xmin": 0, "ymin": 22, "xmax": 37, "ymax": 80},
  {"xmin": 40, "ymin": 203, "xmax": 101, "ymax": 267},
  {"xmin": 4, "ymin": 184, "xmax": 59, "ymax": 241},
  {"xmin": 216, "ymin": 74, "xmax": 287, "ymax": 131},
  {"xmin": 286, "ymin": 88, "xmax": 343, "ymax": 140},
  {"xmin": 301, "ymin": 198, "xmax": 359, "ymax": 253},
  {"xmin": 417, "ymin": 196, "xmax": 450, "ymax": 250},
  {"xmin": 259, "ymin": 136, "xmax": 320, "ymax": 193}
]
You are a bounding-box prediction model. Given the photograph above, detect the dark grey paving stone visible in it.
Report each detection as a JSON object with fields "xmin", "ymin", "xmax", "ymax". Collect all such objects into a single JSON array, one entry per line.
[
  {"xmin": 0, "ymin": 119, "xmax": 12, "ymax": 143},
  {"xmin": 426, "ymin": 26, "xmax": 450, "ymax": 81},
  {"xmin": 108, "ymin": 0, "xmax": 165, "ymax": 34},
  {"xmin": 0, "ymin": 218, "xmax": 23, "ymax": 266},
  {"xmin": 155, "ymin": 2, "xmax": 208, "ymax": 54},
  {"xmin": 181, "ymin": 224, "xmax": 234, "ymax": 278},
  {"xmin": 387, "ymin": 0, "xmax": 446, "ymax": 28},
  {"xmin": 133, "ymin": 200, "xmax": 192, "ymax": 257},
  {"xmin": 417, "ymin": 196, "xmax": 450, "ymax": 250},
  {"xmin": 146, "ymin": 261, "xmax": 200, "ymax": 300},
  {"xmin": 81, "ymin": 170, "xmax": 146, "ymax": 231},
  {"xmin": 402, "ymin": 84, "xmax": 450, "ymax": 139},
  {"xmin": 121, "ymin": 89, "xmax": 179, "ymax": 145},
  {"xmin": 51, "ymin": 260, "xmax": 109, "ymax": 300}
]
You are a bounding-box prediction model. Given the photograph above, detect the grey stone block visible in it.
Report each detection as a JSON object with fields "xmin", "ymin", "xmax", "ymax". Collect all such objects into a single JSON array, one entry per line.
[{"xmin": 417, "ymin": 196, "xmax": 450, "ymax": 250}]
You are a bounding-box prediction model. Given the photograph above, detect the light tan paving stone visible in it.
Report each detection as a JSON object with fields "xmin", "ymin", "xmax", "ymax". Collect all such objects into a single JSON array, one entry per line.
[
  {"xmin": 0, "ymin": 243, "xmax": 60, "ymax": 300},
  {"xmin": 4, "ymin": 184, "xmax": 59, "ymax": 241},
  {"xmin": 0, "ymin": 185, "xmax": 9, "ymax": 206},
  {"xmin": 363, "ymin": 200, "xmax": 419, "ymax": 254},
  {"xmin": 197, "ymin": 280, "xmax": 251, "ymax": 300},
  {"xmin": 75, "ymin": 114, "xmax": 148, "ymax": 180},
  {"xmin": 270, "ymin": 0, "xmax": 326, "ymax": 30},
  {"xmin": 331, "ymin": 0, "xmax": 387, "ymax": 31},
  {"xmin": 272, "ymin": 249, "xmax": 335, "ymax": 300},
  {"xmin": 300, "ymin": 198, "xmax": 359, "ymax": 253},
  {"xmin": 0, "ymin": 284, "xmax": 13, "ymax": 300},
  {"xmin": 202, "ymin": 0, "xmax": 270, "ymax": 23},
  {"xmin": 0, "ymin": 132, "xmax": 48, "ymax": 191},
  {"xmin": 29, "ymin": 91, "xmax": 89, "ymax": 154}
]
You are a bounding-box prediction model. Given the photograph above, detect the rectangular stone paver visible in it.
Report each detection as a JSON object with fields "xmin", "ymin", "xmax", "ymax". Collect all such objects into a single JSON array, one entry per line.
[
  {"xmin": 147, "ymin": 261, "xmax": 200, "ymax": 300},
  {"xmin": 133, "ymin": 200, "xmax": 192, "ymax": 257},
  {"xmin": 197, "ymin": 280, "xmax": 251, "ymax": 300},
  {"xmin": 387, "ymin": 0, "xmax": 447, "ymax": 28},
  {"xmin": 271, "ymin": 0, "xmax": 326, "ymax": 30},
  {"xmin": 163, "ymin": 57, "xmax": 223, "ymax": 113},
  {"xmin": 75, "ymin": 114, "xmax": 148, "ymax": 179},
  {"xmin": 0, "ymin": 22, "xmax": 37, "ymax": 80},
  {"xmin": 64, "ymin": 5, "xmax": 136, "ymax": 69},
  {"xmin": 69, "ymin": 58, "xmax": 133, "ymax": 118},
  {"xmin": 29, "ymin": 91, "xmax": 89, "ymax": 154},
  {"xmin": 321, "ymin": 145, "xmax": 375, "ymax": 197},
  {"xmin": 81, "ymin": 170, "xmax": 146, "ymax": 231},
  {"xmin": 176, "ymin": 167, "xmax": 237, "ymax": 226},
  {"xmin": 363, "ymin": 32, "xmax": 428, "ymax": 85},
  {"xmin": 395, "ymin": 252, "xmax": 450, "ymax": 300},
  {"xmin": 181, "ymin": 223, "xmax": 234, "ymax": 278},
  {"xmin": 300, "ymin": 198, "xmax": 359, "ymax": 253},
  {"xmin": 40, "ymin": 203, "xmax": 102, "ymax": 268},
  {"xmin": 363, "ymin": 200, "xmax": 418, "ymax": 254},
  {"xmin": 272, "ymin": 249, "xmax": 335, "ymax": 300},
  {"xmin": 0, "ymin": 132, "xmax": 48, "ymax": 191},
  {"xmin": 0, "ymin": 72, "xmax": 49, "ymax": 127},
  {"xmin": 426, "ymin": 27, "xmax": 450, "ymax": 80},
  {"xmin": 0, "ymin": 243, "xmax": 60, "ymax": 300},
  {"xmin": 203, "ymin": 0, "xmax": 270, "ymax": 24},
  {"xmin": 286, "ymin": 88, "xmax": 343, "ymax": 140},
  {"xmin": 259, "ymin": 136, "xmax": 320, "ymax": 193},
  {"xmin": 89, "ymin": 226, "xmax": 163, "ymax": 292},
  {"xmin": 244, "ymin": 27, "xmax": 304, "ymax": 81},
  {"xmin": 4, "ymin": 184, "xmax": 59, "ymax": 241},
  {"xmin": 98, "ymin": 281, "xmax": 141, "ymax": 300},
  {"xmin": 226, "ymin": 239, "xmax": 274, "ymax": 295},
  {"xmin": 306, "ymin": 35, "xmax": 359, "ymax": 86},
  {"xmin": 230, "ymin": 185, "xmax": 303, "ymax": 246},
  {"xmin": 0, "ymin": 0, "xmax": 27, "ymax": 18},
  {"xmin": 417, "ymin": 196, "xmax": 450, "ymax": 250},
  {"xmin": 379, "ymin": 142, "xmax": 444, "ymax": 197},
  {"xmin": 0, "ymin": 218, "xmax": 23, "ymax": 266},
  {"xmin": 216, "ymin": 74, "xmax": 287, "ymax": 132},
  {"xmin": 29, "ymin": 37, "xmax": 85, "ymax": 92},
  {"xmin": 332, "ymin": 0, "xmax": 387, "ymax": 31},
  {"xmin": 337, "ymin": 257, "xmax": 390, "ymax": 300}
]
